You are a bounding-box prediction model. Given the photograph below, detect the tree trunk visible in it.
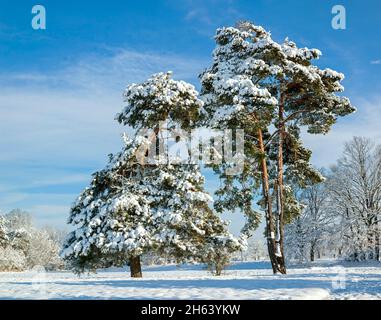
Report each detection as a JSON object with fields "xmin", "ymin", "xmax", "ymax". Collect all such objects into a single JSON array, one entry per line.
[
  {"xmin": 375, "ymin": 222, "xmax": 380, "ymax": 261},
  {"xmin": 310, "ymin": 243, "xmax": 315, "ymax": 262},
  {"xmin": 257, "ymin": 128, "xmax": 279, "ymax": 274},
  {"xmin": 367, "ymin": 224, "xmax": 374, "ymax": 260},
  {"xmin": 274, "ymin": 93, "xmax": 287, "ymax": 274},
  {"xmin": 130, "ymin": 256, "xmax": 142, "ymax": 278}
]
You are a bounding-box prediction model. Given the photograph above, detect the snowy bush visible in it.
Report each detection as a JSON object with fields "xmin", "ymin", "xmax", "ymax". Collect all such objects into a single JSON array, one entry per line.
[
  {"xmin": 0, "ymin": 247, "xmax": 26, "ymax": 272},
  {"xmin": 202, "ymin": 235, "xmax": 247, "ymax": 276},
  {"xmin": 0, "ymin": 211, "xmax": 64, "ymax": 271},
  {"xmin": 27, "ymin": 229, "xmax": 64, "ymax": 271}
]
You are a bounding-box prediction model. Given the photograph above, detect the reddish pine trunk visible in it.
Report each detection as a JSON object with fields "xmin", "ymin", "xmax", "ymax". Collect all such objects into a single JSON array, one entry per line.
[
  {"xmin": 257, "ymin": 128, "xmax": 279, "ymax": 274},
  {"xmin": 274, "ymin": 93, "xmax": 287, "ymax": 274}
]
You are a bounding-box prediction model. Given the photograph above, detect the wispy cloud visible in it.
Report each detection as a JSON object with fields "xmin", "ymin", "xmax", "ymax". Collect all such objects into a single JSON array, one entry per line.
[
  {"xmin": 185, "ymin": 8, "xmax": 213, "ymax": 25},
  {"xmin": 0, "ymin": 48, "xmax": 206, "ymax": 92},
  {"xmin": 370, "ymin": 59, "xmax": 381, "ymax": 65},
  {"xmin": 182, "ymin": 0, "xmax": 243, "ymax": 28},
  {"xmin": 31, "ymin": 174, "xmax": 90, "ymax": 187}
]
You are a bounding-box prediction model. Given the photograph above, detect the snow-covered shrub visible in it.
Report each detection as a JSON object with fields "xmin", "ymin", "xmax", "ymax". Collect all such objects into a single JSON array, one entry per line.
[
  {"xmin": 27, "ymin": 229, "xmax": 64, "ymax": 271},
  {"xmin": 3, "ymin": 210, "xmax": 33, "ymax": 255},
  {"xmin": 202, "ymin": 235, "xmax": 247, "ymax": 276},
  {"xmin": 0, "ymin": 211, "xmax": 64, "ymax": 271},
  {"xmin": 7, "ymin": 228, "xmax": 31, "ymax": 255},
  {"xmin": 0, "ymin": 247, "xmax": 26, "ymax": 272}
]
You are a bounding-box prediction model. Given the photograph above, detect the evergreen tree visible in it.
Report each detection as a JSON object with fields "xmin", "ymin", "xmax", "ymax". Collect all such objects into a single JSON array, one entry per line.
[
  {"xmin": 61, "ymin": 72, "xmax": 244, "ymax": 277},
  {"xmin": 200, "ymin": 21, "xmax": 355, "ymax": 273}
]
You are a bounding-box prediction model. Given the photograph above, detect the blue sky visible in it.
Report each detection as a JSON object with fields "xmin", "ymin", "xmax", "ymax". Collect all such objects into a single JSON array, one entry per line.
[{"xmin": 0, "ymin": 0, "xmax": 380, "ymax": 233}]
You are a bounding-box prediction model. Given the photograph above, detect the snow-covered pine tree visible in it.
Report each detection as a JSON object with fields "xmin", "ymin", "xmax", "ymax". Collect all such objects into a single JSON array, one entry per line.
[
  {"xmin": 199, "ymin": 25, "xmax": 278, "ymax": 264},
  {"xmin": 61, "ymin": 72, "xmax": 244, "ymax": 277},
  {"xmin": 200, "ymin": 21, "xmax": 355, "ymax": 273}
]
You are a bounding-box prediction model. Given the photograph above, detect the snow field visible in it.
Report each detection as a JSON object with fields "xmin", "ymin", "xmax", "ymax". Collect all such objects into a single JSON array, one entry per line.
[{"xmin": 0, "ymin": 261, "xmax": 380, "ymax": 300}]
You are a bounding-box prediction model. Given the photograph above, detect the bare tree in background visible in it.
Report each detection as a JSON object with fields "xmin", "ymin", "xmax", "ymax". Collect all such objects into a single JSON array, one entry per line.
[
  {"xmin": 327, "ymin": 137, "xmax": 381, "ymax": 261},
  {"xmin": 285, "ymin": 175, "xmax": 334, "ymax": 262}
]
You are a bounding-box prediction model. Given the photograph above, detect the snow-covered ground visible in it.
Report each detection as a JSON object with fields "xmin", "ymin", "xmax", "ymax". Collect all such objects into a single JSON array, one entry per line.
[{"xmin": 0, "ymin": 260, "xmax": 380, "ymax": 300}]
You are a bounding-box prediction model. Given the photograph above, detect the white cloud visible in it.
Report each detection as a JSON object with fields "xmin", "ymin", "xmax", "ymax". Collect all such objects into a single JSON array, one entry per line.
[
  {"xmin": 0, "ymin": 192, "xmax": 30, "ymax": 206},
  {"xmin": 0, "ymin": 49, "xmax": 205, "ymax": 92},
  {"xmin": 31, "ymin": 174, "xmax": 91, "ymax": 187},
  {"xmin": 370, "ymin": 60, "xmax": 381, "ymax": 65}
]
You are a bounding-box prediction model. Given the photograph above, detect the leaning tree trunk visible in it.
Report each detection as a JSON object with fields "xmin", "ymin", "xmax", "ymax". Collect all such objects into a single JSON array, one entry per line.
[
  {"xmin": 256, "ymin": 127, "xmax": 278, "ymax": 274},
  {"xmin": 130, "ymin": 256, "xmax": 142, "ymax": 278},
  {"xmin": 274, "ymin": 94, "xmax": 287, "ymax": 274}
]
